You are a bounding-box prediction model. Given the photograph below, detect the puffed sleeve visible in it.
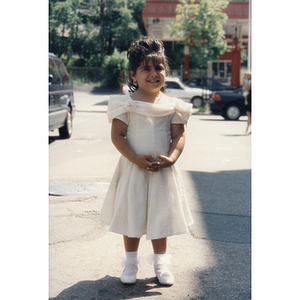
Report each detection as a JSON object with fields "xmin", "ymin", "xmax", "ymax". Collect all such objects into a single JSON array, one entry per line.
[
  {"xmin": 107, "ymin": 95, "xmax": 129, "ymax": 125},
  {"xmin": 171, "ymin": 99, "xmax": 193, "ymax": 125}
]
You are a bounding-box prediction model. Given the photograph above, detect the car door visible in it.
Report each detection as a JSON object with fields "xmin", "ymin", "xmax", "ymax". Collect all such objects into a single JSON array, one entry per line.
[
  {"xmin": 52, "ymin": 58, "xmax": 71, "ymax": 127},
  {"xmin": 49, "ymin": 58, "xmax": 62, "ymax": 130},
  {"xmin": 165, "ymin": 81, "xmax": 190, "ymax": 101}
]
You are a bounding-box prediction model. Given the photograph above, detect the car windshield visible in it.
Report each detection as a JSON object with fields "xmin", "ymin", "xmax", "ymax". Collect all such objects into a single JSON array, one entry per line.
[{"xmin": 166, "ymin": 81, "xmax": 186, "ymax": 89}]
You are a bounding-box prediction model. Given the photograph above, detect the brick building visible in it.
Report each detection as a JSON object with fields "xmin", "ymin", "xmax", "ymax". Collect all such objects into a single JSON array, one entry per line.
[{"xmin": 142, "ymin": 0, "xmax": 250, "ymax": 87}]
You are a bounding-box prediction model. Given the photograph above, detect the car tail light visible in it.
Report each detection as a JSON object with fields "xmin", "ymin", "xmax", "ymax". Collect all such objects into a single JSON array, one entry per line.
[{"xmin": 212, "ymin": 94, "xmax": 222, "ymax": 101}]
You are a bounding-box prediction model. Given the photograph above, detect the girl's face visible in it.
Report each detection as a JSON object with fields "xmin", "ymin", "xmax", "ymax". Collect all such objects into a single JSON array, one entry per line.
[{"xmin": 131, "ymin": 58, "xmax": 166, "ymax": 94}]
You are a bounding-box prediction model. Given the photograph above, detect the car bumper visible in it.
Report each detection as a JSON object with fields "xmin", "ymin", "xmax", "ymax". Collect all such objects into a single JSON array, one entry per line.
[{"xmin": 209, "ymin": 101, "xmax": 224, "ymax": 115}]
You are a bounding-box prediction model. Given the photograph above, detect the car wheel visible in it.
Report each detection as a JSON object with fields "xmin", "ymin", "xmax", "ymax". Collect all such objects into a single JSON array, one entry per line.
[
  {"xmin": 223, "ymin": 105, "xmax": 241, "ymax": 120},
  {"xmin": 59, "ymin": 107, "xmax": 72, "ymax": 138},
  {"xmin": 191, "ymin": 96, "xmax": 203, "ymax": 108}
]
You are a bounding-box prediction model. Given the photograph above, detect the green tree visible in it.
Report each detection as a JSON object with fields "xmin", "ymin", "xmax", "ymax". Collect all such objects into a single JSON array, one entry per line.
[
  {"xmin": 113, "ymin": 0, "xmax": 145, "ymax": 52},
  {"xmin": 69, "ymin": 0, "xmax": 121, "ymax": 67},
  {"xmin": 172, "ymin": 0, "xmax": 229, "ymax": 69},
  {"xmin": 101, "ymin": 48, "xmax": 127, "ymax": 86},
  {"xmin": 49, "ymin": 0, "xmax": 145, "ymax": 67},
  {"xmin": 49, "ymin": 0, "xmax": 82, "ymax": 65}
]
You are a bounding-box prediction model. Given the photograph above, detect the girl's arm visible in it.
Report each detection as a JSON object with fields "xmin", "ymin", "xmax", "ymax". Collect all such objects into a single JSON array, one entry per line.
[
  {"xmin": 244, "ymin": 85, "xmax": 251, "ymax": 92},
  {"xmin": 111, "ymin": 118, "xmax": 155, "ymax": 171},
  {"xmin": 247, "ymin": 81, "xmax": 251, "ymax": 91},
  {"xmin": 156, "ymin": 123, "xmax": 185, "ymax": 169},
  {"xmin": 243, "ymin": 80, "xmax": 251, "ymax": 92}
]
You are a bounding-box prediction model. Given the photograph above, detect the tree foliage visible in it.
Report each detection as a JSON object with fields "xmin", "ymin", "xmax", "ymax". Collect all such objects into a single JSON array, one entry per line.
[
  {"xmin": 49, "ymin": 0, "xmax": 146, "ymax": 67},
  {"xmin": 172, "ymin": 0, "xmax": 229, "ymax": 69},
  {"xmin": 49, "ymin": 0, "xmax": 82, "ymax": 64},
  {"xmin": 101, "ymin": 48, "xmax": 127, "ymax": 86}
]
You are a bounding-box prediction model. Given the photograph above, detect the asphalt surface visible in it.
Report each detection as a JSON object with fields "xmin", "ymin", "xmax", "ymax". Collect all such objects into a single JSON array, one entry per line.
[{"xmin": 49, "ymin": 86, "xmax": 251, "ymax": 300}]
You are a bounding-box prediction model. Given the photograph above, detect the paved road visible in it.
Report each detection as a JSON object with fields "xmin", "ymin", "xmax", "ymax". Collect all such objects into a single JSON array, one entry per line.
[{"xmin": 49, "ymin": 89, "xmax": 251, "ymax": 299}]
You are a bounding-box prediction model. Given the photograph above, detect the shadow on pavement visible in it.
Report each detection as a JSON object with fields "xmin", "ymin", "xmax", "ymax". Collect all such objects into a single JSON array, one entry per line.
[
  {"xmin": 50, "ymin": 275, "xmax": 163, "ymax": 300},
  {"xmin": 95, "ymin": 100, "xmax": 109, "ymax": 106},
  {"xmin": 222, "ymin": 134, "xmax": 250, "ymax": 137},
  {"xmin": 187, "ymin": 170, "xmax": 251, "ymax": 300},
  {"xmin": 198, "ymin": 118, "xmax": 247, "ymax": 122},
  {"xmin": 49, "ymin": 135, "xmax": 65, "ymax": 144}
]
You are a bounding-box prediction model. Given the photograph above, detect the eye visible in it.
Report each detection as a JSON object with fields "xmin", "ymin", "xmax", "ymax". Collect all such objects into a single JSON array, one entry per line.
[{"xmin": 156, "ymin": 66, "xmax": 164, "ymax": 71}]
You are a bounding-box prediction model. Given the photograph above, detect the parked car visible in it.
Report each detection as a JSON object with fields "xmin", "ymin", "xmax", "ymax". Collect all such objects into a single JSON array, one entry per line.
[
  {"xmin": 49, "ymin": 53, "xmax": 75, "ymax": 138},
  {"xmin": 209, "ymin": 86, "xmax": 246, "ymax": 120},
  {"xmin": 186, "ymin": 77, "xmax": 236, "ymax": 92},
  {"xmin": 164, "ymin": 77, "xmax": 212, "ymax": 107},
  {"xmin": 122, "ymin": 77, "xmax": 212, "ymax": 108}
]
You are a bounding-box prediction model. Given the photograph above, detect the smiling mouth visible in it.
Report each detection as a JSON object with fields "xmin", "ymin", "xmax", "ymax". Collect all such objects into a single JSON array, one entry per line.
[{"xmin": 148, "ymin": 80, "xmax": 160, "ymax": 83}]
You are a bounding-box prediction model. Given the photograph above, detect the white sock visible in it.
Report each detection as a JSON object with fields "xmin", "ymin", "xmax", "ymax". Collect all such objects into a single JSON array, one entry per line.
[
  {"xmin": 153, "ymin": 254, "xmax": 171, "ymax": 272},
  {"xmin": 125, "ymin": 251, "xmax": 138, "ymax": 261},
  {"xmin": 121, "ymin": 251, "xmax": 138, "ymax": 284}
]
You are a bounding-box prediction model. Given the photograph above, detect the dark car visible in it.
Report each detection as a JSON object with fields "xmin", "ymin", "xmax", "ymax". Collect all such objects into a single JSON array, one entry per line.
[
  {"xmin": 209, "ymin": 86, "xmax": 246, "ymax": 120},
  {"xmin": 49, "ymin": 53, "xmax": 75, "ymax": 138},
  {"xmin": 186, "ymin": 77, "xmax": 236, "ymax": 92}
]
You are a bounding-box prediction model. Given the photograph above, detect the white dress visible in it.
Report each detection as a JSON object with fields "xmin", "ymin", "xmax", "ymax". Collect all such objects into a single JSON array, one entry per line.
[{"xmin": 99, "ymin": 95, "xmax": 194, "ymax": 240}]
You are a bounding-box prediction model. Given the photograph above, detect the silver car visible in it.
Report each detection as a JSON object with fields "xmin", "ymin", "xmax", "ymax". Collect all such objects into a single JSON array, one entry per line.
[{"xmin": 49, "ymin": 53, "xmax": 75, "ymax": 138}]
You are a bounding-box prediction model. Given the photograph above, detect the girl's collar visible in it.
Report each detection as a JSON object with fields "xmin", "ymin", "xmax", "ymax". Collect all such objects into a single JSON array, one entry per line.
[{"xmin": 128, "ymin": 92, "xmax": 162, "ymax": 104}]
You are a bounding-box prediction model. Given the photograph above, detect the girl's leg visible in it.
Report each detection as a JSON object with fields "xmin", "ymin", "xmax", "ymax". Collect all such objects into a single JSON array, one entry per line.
[
  {"xmin": 121, "ymin": 236, "xmax": 140, "ymax": 285},
  {"xmin": 245, "ymin": 111, "xmax": 251, "ymax": 133},
  {"xmin": 123, "ymin": 235, "xmax": 140, "ymax": 252},
  {"xmin": 151, "ymin": 238, "xmax": 174, "ymax": 286},
  {"xmin": 151, "ymin": 237, "xmax": 167, "ymax": 254},
  {"xmin": 249, "ymin": 112, "xmax": 252, "ymax": 129}
]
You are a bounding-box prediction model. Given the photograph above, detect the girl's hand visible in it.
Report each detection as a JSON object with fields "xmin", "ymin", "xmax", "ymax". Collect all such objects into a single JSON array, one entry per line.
[
  {"xmin": 147, "ymin": 161, "xmax": 161, "ymax": 172},
  {"xmin": 133, "ymin": 155, "xmax": 157, "ymax": 171},
  {"xmin": 155, "ymin": 155, "xmax": 175, "ymax": 169}
]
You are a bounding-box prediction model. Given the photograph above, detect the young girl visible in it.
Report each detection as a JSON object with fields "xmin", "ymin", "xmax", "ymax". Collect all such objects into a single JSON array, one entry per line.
[
  {"xmin": 99, "ymin": 37, "xmax": 194, "ymax": 286},
  {"xmin": 242, "ymin": 72, "xmax": 251, "ymax": 104},
  {"xmin": 242, "ymin": 72, "xmax": 251, "ymax": 134}
]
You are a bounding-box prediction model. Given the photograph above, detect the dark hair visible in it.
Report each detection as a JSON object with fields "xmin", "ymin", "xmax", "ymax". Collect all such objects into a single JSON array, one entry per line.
[{"xmin": 127, "ymin": 36, "xmax": 170, "ymax": 94}]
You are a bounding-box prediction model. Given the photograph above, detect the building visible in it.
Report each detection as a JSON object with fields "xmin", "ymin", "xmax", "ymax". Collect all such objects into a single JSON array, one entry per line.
[{"xmin": 142, "ymin": 0, "xmax": 250, "ymax": 87}]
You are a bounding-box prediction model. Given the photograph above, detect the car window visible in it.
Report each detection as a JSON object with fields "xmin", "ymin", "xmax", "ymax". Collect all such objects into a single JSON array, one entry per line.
[
  {"xmin": 206, "ymin": 79, "xmax": 213, "ymax": 88},
  {"xmin": 189, "ymin": 79, "xmax": 200, "ymax": 87},
  {"xmin": 166, "ymin": 81, "xmax": 182, "ymax": 89},
  {"xmin": 49, "ymin": 58, "xmax": 61, "ymax": 84},
  {"xmin": 53, "ymin": 58, "xmax": 70, "ymax": 84},
  {"xmin": 197, "ymin": 78, "xmax": 204, "ymax": 86}
]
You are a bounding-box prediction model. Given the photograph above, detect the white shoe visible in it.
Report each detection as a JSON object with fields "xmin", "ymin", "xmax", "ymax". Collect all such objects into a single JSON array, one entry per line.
[
  {"xmin": 120, "ymin": 254, "xmax": 138, "ymax": 285},
  {"xmin": 153, "ymin": 254, "xmax": 174, "ymax": 286}
]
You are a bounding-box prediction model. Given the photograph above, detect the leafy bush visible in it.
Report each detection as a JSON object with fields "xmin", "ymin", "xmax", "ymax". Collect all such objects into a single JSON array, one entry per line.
[{"xmin": 101, "ymin": 49, "xmax": 128, "ymax": 87}]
